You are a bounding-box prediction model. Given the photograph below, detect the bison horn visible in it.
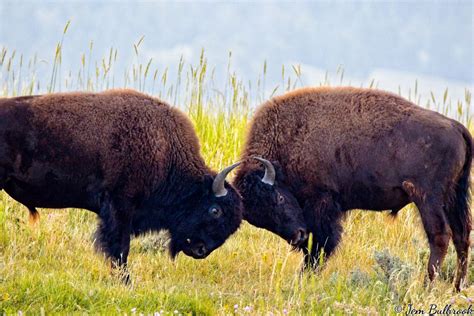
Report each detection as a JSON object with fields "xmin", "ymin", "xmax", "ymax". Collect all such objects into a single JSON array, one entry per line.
[
  {"xmin": 212, "ymin": 161, "xmax": 242, "ymax": 197},
  {"xmin": 253, "ymin": 157, "xmax": 276, "ymax": 186}
]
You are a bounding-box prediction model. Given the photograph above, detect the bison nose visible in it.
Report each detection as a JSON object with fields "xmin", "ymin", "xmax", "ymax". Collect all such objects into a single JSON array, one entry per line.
[
  {"xmin": 292, "ymin": 228, "xmax": 308, "ymax": 246},
  {"xmin": 192, "ymin": 243, "xmax": 207, "ymax": 258}
]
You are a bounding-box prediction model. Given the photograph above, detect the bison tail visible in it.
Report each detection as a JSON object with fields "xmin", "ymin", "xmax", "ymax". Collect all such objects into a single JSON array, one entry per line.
[
  {"xmin": 451, "ymin": 127, "xmax": 473, "ymax": 241},
  {"xmin": 28, "ymin": 207, "xmax": 40, "ymax": 225}
]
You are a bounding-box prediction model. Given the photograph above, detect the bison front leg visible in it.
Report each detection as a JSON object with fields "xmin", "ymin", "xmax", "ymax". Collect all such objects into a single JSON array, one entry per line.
[
  {"xmin": 301, "ymin": 193, "xmax": 344, "ymax": 270},
  {"xmin": 95, "ymin": 196, "xmax": 133, "ymax": 284}
]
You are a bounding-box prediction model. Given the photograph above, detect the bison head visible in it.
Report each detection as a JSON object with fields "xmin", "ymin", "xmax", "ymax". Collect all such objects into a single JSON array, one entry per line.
[
  {"xmin": 236, "ymin": 157, "xmax": 308, "ymax": 247},
  {"xmin": 168, "ymin": 162, "xmax": 243, "ymax": 259}
]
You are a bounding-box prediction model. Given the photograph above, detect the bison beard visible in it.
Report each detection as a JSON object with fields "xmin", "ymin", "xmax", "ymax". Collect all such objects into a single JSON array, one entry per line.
[
  {"xmin": 300, "ymin": 190, "xmax": 345, "ymax": 268},
  {"xmin": 236, "ymin": 87, "xmax": 472, "ymax": 291}
]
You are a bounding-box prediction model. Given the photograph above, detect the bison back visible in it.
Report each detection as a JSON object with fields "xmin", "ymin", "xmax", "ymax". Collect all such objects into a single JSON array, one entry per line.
[
  {"xmin": 247, "ymin": 87, "xmax": 469, "ymax": 210},
  {"xmin": 0, "ymin": 91, "xmax": 174, "ymax": 210}
]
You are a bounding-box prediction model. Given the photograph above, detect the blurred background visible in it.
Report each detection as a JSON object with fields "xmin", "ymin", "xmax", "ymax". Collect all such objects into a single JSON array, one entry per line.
[{"xmin": 0, "ymin": 0, "xmax": 472, "ymax": 102}]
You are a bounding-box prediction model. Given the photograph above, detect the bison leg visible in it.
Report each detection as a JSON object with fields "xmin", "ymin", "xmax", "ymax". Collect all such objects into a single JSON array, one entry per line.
[
  {"xmin": 445, "ymin": 194, "xmax": 472, "ymax": 291},
  {"xmin": 302, "ymin": 193, "xmax": 344, "ymax": 270},
  {"xmin": 420, "ymin": 208, "xmax": 450, "ymax": 283},
  {"xmin": 95, "ymin": 197, "xmax": 132, "ymax": 284},
  {"xmin": 406, "ymin": 182, "xmax": 451, "ymax": 284},
  {"xmin": 448, "ymin": 219, "xmax": 471, "ymax": 291}
]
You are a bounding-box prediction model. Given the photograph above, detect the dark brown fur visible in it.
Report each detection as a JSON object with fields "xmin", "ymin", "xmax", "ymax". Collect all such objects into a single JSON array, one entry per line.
[
  {"xmin": 235, "ymin": 86, "xmax": 472, "ymax": 291},
  {"xmin": 0, "ymin": 89, "xmax": 243, "ymax": 281}
]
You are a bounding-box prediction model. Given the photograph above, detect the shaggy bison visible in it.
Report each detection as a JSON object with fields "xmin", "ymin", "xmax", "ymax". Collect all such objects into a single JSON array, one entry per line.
[
  {"xmin": 234, "ymin": 87, "xmax": 472, "ymax": 291},
  {"xmin": 0, "ymin": 90, "xmax": 242, "ymax": 280}
]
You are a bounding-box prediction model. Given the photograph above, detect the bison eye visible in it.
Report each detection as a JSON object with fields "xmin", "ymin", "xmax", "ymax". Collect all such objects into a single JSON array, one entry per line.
[
  {"xmin": 209, "ymin": 205, "xmax": 223, "ymax": 218},
  {"xmin": 277, "ymin": 193, "xmax": 285, "ymax": 205}
]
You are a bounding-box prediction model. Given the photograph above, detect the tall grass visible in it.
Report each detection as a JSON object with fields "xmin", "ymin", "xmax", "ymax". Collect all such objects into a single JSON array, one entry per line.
[{"xmin": 0, "ymin": 24, "xmax": 473, "ymax": 314}]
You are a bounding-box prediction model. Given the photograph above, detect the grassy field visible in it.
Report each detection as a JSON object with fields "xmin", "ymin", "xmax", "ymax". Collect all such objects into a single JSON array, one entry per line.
[{"xmin": 0, "ymin": 32, "xmax": 473, "ymax": 314}]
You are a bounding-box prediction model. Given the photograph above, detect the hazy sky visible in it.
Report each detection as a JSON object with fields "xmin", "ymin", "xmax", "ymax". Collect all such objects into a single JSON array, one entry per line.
[{"xmin": 0, "ymin": 1, "xmax": 472, "ymax": 101}]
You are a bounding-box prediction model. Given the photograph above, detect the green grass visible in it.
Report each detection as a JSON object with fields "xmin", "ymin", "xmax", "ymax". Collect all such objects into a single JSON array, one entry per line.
[{"xmin": 0, "ymin": 26, "xmax": 473, "ymax": 314}]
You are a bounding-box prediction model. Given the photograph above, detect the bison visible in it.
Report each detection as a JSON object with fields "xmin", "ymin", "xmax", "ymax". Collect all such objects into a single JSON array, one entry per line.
[
  {"xmin": 234, "ymin": 87, "xmax": 472, "ymax": 291},
  {"xmin": 0, "ymin": 89, "xmax": 243, "ymax": 281}
]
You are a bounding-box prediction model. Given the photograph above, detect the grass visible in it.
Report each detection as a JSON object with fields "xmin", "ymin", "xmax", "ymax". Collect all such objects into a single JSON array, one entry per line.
[{"xmin": 0, "ymin": 25, "xmax": 473, "ymax": 315}]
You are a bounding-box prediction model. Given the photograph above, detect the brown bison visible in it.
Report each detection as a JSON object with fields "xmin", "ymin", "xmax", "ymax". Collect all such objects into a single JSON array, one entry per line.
[
  {"xmin": 234, "ymin": 87, "xmax": 472, "ymax": 291},
  {"xmin": 0, "ymin": 89, "xmax": 243, "ymax": 281}
]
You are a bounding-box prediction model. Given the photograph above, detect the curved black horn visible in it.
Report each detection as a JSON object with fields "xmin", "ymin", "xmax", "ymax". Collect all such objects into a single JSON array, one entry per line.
[
  {"xmin": 212, "ymin": 161, "xmax": 242, "ymax": 197},
  {"xmin": 253, "ymin": 157, "xmax": 276, "ymax": 185}
]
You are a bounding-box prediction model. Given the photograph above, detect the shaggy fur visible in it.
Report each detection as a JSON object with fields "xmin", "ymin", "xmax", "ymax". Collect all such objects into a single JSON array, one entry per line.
[
  {"xmin": 0, "ymin": 89, "xmax": 243, "ymax": 280},
  {"xmin": 235, "ymin": 86, "xmax": 472, "ymax": 291}
]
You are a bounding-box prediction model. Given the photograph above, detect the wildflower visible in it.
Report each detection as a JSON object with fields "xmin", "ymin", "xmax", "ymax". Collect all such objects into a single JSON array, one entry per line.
[
  {"xmin": 131, "ymin": 308, "xmax": 137, "ymax": 313},
  {"xmin": 283, "ymin": 309, "xmax": 288, "ymax": 315},
  {"xmin": 234, "ymin": 304, "xmax": 239, "ymax": 310},
  {"xmin": 174, "ymin": 310, "xmax": 179, "ymax": 314},
  {"xmin": 244, "ymin": 306, "xmax": 252, "ymax": 312}
]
